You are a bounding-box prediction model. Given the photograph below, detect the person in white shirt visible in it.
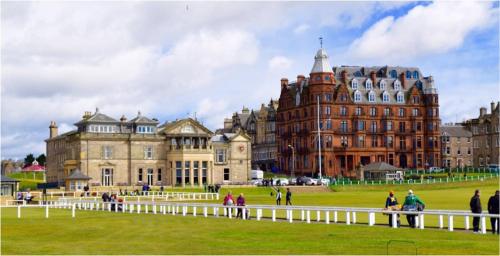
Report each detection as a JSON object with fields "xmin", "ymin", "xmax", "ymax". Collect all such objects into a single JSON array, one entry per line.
[{"xmin": 276, "ymin": 189, "xmax": 282, "ymax": 205}]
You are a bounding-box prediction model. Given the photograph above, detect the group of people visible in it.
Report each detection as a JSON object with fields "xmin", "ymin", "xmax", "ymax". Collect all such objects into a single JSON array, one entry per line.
[
  {"xmin": 101, "ymin": 192, "xmax": 123, "ymax": 211},
  {"xmin": 470, "ymin": 189, "xmax": 499, "ymax": 234},
  {"xmin": 16, "ymin": 190, "xmax": 34, "ymax": 204},
  {"xmin": 206, "ymin": 184, "xmax": 221, "ymax": 193},
  {"xmin": 223, "ymin": 191, "xmax": 248, "ymax": 219},
  {"xmin": 274, "ymin": 188, "xmax": 292, "ymax": 205},
  {"xmin": 384, "ymin": 189, "xmax": 499, "ymax": 233}
]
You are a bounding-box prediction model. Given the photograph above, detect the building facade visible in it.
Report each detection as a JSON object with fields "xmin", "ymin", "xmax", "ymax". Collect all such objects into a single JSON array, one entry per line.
[
  {"xmin": 219, "ymin": 100, "xmax": 279, "ymax": 172},
  {"xmin": 440, "ymin": 124, "xmax": 473, "ymax": 168},
  {"xmin": 45, "ymin": 109, "xmax": 251, "ymax": 188},
  {"xmin": 462, "ymin": 102, "xmax": 500, "ymax": 167},
  {"xmin": 276, "ymin": 48, "xmax": 441, "ymax": 178}
]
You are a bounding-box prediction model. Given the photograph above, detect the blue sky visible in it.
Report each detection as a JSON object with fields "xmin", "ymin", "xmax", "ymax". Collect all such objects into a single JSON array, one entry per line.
[{"xmin": 1, "ymin": 1, "xmax": 499, "ymax": 159}]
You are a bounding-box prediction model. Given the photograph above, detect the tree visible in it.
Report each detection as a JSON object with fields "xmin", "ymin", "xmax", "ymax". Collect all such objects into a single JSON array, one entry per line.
[
  {"xmin": 36, "ymin": 154, "xmax": 46, "ymax": 166},
  {"xmin": 24, "ymin": 153, "xmax": 35, "ymax": 166}
]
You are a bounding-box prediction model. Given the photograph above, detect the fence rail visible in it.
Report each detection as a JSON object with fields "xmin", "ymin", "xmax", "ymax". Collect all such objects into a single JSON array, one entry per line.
[
  {"xmin": 14, "ymin": 191, "xmax": 219, "ymax": 201},
  {"xmin": 5, "ymin": 199, "xmax": 499, "ymax": 235},
  {"xmin": 331, "ymin": 173, "xmax": 499, "ymax": 186}
]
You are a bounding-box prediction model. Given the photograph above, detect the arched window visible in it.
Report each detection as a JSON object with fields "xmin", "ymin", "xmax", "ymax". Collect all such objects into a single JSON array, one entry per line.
[
  {"xmin": 354, "ymin": 90, "xmax": 362, "ymax": 102},
  {"xmin": 353, "ymin": 71, "xmax": 363, "ymax": 77},
  {"xmin": 368, "ymin": 91, "xmax": 376, "ymax": 102},
  {"xmin": 390, "ymin": 70, "xmax": 397, "ymax": 78},
  {"xmin": 382, "ymin": 91, "xmax": 390, "ymax": 103},
  {"xmin": 397, "ymin": 92, "xmax": 405, "ymax": 103},
  {"xmin": 351, "ymin": 79, "xmax": 358, "ymax": 90},
  {"xmin": 394, "ymin": 80, "xmax": 401, "ymax": 91},
  {"xmin": 365, "ymin": 79, "xmax": 373, "ymax": 90},
  {"xmin": 413, "ymin": 71, "xmax": 419, "ymax": 79},
  {"xmin": 406, "ymin": 71, "xmax": 411, "ymax": 79},
  {"xmin": 380, "ymin": 80, "xmax": 386, "ymax": 90},
  {"xmin": 415, "ymin": 80, "xmax": 423, "ymax": 89}
]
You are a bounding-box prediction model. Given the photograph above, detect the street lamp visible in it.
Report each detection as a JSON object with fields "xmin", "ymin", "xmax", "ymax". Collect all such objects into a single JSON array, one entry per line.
[{"xmin": 288, "ymin": 144, "xmax": 295, "ymax": 177}]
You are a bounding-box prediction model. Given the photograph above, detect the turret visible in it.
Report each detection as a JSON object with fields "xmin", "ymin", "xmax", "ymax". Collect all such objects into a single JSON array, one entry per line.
[
  {"xmin": 49, "ymin": 121, "xmax": 58, "ymax": 139},
  {"xmin": 281, "ymin": 78, "xmax": 289, "ymax": 89}
]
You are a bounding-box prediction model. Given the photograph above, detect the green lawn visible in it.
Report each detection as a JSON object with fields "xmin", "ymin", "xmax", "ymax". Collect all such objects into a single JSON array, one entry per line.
[
  {"xmin": 2, "ymin": 179, "xmax": 499, "ymax": 255},
  {"xmin": 2, "ymin": 208, "xmax": 499, "ymax": 255}
]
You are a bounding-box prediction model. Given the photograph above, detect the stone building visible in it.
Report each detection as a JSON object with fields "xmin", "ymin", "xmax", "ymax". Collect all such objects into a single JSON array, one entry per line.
[
  {"xmin": 276, "ymin": 48, "xmax": 441, "ymax": 178},
  {"xmin": 45, "ymin": 109, "xmax": 251, "ymax": 189},
  {"xmin": 440, "ymin": 124, "xmax": 473, "ymax": 168},
  {"xmin": 462, "ymin": 102, "xmax": 500, "ymax": 167},
  {"xmin": 211, "ymin": 132, "xmax": 252, "ymax": 183},
  {"xmin": 219, "ymin": 100, "xmax": 279, "ymax": 171}
]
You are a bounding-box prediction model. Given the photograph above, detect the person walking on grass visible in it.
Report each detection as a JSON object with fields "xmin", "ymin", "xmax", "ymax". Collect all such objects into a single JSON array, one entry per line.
[
  {"xmin": 385, "ymin": 191, "xmax": 399, "ymax": 227},
  {"xmin": 286, "ymin": 188, "xmax": 292, "ymax": 205},
  {"xmin": 276, "ymin": 189, "xmax": 282, "ymax": 205},
  {"xmin": 470, "ymin": 189, "xmax": 482, "ymax": 233},
  {"xmin": 401, "ymin": 189, "xmax": 424, "ymax": 228},
  {"xmin": 236, "ymin": 193, "xmax": 246, "ymax": 219},
  {"xmin": 487, "ymin": 190, "xmax": 499, "ymax": 234},
  {"xmin": 223, "ymin": 191, "xmax": 234, "ymax": 218}
]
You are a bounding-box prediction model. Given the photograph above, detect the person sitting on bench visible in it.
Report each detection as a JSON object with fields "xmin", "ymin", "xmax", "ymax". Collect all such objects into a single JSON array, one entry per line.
[{"xmin": 25, "ymin": 191, "xmax": 34, "ymax": 204}]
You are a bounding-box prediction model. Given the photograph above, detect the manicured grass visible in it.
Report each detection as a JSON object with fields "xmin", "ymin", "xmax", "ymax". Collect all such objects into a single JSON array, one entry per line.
[
  {"xmin": 7, "ymin": 172, "xmax": 44, "ymax": 190},
  {"xmin": 2, "ymin": 208, "xmax": 499, "ymax": 255}
]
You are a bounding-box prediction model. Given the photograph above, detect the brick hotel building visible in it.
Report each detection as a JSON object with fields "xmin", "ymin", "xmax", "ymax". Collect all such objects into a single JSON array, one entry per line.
[{"xmin": 276, "ymin": 48, "xmax": 441, "ymax": 177}]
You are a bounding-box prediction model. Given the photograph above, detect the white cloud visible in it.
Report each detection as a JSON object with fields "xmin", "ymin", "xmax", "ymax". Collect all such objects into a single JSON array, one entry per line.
[
  {"xmin": 293, "ymin": 24, "xmax": 310, "ymax": 35},
  {"xmin": 268, "ymin": 56, "xmax": 293, "ymax": 70},
  {"xmin": 348, "ymin": 1, "xmax": 496, "ymax": 61}
]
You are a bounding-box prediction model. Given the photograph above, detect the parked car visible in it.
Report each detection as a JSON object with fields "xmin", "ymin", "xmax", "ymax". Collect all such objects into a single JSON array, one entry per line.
[
  {"xmin": 288, "ymin": 178, "xmax": 297, "ymax": 185},
  {"xmin": 296, "ymin": 176, "xmax": 310, "ymax": 185},
  {"xmin": 307, "ymin": 178, "xmax": 318, "ymax": 185},
  {"xmin": 319, "ymin": 178, "xmax": 330, "ymax": 186},
  {"xmin": 273, "ymin": 178, "xmax": 289, "ymax": 186},
  {"xmin": 250, "ymin": 179, "xmax": 263, "ymax": 186},
  {"xmin": 428, "ymin": 167, "xmax": 443, "ymax": 173}
]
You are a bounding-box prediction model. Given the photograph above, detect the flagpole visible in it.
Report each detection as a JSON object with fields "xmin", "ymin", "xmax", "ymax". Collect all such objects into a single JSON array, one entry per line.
[{"xmin": 317, "ymin": 95, "xmax": 322, "ymax": 179}]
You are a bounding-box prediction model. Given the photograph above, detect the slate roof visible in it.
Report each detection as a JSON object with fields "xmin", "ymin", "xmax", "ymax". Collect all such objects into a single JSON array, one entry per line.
[
  {"xmin": 65, "ymin": 169, "xmax": 91, "ymax": 180},
  {"xmin": 440, "ymin": 125, "xmax": 472, "ymax": 137},
  {"xmin": 363, "ymin": 162, "xmax": 401, "ymax": 172},
  {"xmin": 74, "ymin": 110, "xmax": 119, "ymax": 125},
  {"xmin": 128, "ymin": 112, "xmax": 159, "ymax": 124},
  {"xmin": 1, "ymin": 175, "xmax": 19, "ymax": 183},
  {"xmin": 311, "ymin": 48, "xmax": 333, "ymax": 73}
]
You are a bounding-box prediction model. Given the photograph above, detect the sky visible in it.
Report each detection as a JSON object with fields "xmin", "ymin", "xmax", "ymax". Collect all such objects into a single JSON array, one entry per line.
[{"xmin": 1, "ymin": 1, "xmax": 499, "ymax": 159}]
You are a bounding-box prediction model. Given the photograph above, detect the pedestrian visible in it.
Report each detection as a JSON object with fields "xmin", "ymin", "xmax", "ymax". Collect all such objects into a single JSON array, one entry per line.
[
  {"xmin": 286, "ymin": 188, "xmax": 292, "ymax": 205},
  {"xmin": 401, "ymin": 189, "xmax": 424, "ymax": 228},
  {"xmin": 101, "ymin": 192, "xmax": 110, "ymax": 202},
  {"xmin": 276, "ymin": 189, "xmax": 282, "ymax": 205},
  {"xmin": 385, "ymin": 191, "xmax": 400, "ymax": 227},
  {"xmin": 42, "ymin": 187, "xmax": 47, "ymax": 203},
  {"xmin": 470, "ymin": 189, "xmax": 482, "ymax": 233},
  {"xmin": 160, "ymin": 186, "xmax": 164, "ymax": 195},
  {"xmin": 487, "ymin": 190, "xmax": 499, "ymax": 234},
  {"xmin": 236, "ymin": 193, "xmax": 246, "ymax": 219},
  {"xmin": 83, "ymin": 184, "xmax": 90, "ymax": 196},
  {"xmin": 223, "ymin": 191, "xmax": 234, "ymax": 218},
  {"xmin": 16, "ymin": 191, "xmax": 23, "ymax": 204},
  {"xmin": 25, "ymin": 190, "xmax": 33, "ymax": 204}
]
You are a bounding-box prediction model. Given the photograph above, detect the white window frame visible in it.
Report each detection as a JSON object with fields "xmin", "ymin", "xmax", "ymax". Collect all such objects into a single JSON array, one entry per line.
[
  {"xmin": 144, "ymin": 146, "xmax": 153, "ymax": 159},
  {"xmin": 351, "ymin": 79, "xmax": 358, "ymax": 90}
]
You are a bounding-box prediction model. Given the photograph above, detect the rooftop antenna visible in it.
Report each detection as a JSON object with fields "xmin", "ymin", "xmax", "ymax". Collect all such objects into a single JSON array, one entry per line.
[{"xmin": 319, "ymin": 36, "xmax": 323, "ymax": 49}]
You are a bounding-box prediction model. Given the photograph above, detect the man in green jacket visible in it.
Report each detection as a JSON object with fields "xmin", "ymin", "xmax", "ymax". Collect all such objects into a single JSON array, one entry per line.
[{"xmin": 402, "ymin": 189, "xmax": 425, "ymax": 228}]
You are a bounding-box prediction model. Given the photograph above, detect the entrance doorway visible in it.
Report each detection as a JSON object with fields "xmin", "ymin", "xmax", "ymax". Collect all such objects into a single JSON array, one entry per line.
[
  {"xmin": 147, "ymin": 168, "xmax": 154, "ymax": 185},
  {"xmin": 399, "ymin": 154, "xmax": 408, "ymax": 168}
]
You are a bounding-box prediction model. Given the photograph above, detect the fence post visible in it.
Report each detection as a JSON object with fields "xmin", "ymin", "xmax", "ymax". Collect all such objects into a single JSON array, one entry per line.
[
  {"xmin": 228, "ymin": 207, "xmax": 232, "ymax": 219},
  {"xmin": 334, "ymin": 211, "xmax": 338, "ymax": 223},
  {"xmin": 203, "ymin": 207, "xmax": 207, "ymax": 217},
  {"xmin": 72, "ymin": 204, "xmax": 76, "ymax": 218},
  {"xmin": 45, "ymin": 204, "xmax": 49, "ymax": 218},
  {"xmin": 448, "ymin": 215, "xmax": 454, "ymax": 231},
  {"xmin": 316, "ymin": 210, "xmax": 321, "ymax": 222},
  {"xmin": 306, "ymin": 210, "xmax": 310, "ymax": 223},
  {"xmin": 17, "ymin": 205, "xmax": 21, "ymax": 218},
  {"xmin": 464, "ymin": 215, "xmax": 469, "ymax": 230},
  {"xmin": 213, "ymin": 207, "xmax": 218, "ymax": 217},
  {"xmin": 130, "ymin": 204, "xmax": 134, "ymax": 213},
  {"xmin": 481, "ymin": 216, "xmax": 487, "ymax": 234},
  {"xmin": 392, "ymin": 213, "xmax": 397, "ymax": 228},
  {"xmin": 325, "ymin": 211, "xmax": 330, "ymax": 224},
  {"xmin": 368, "ymin": 212, "xmax": 374, "ymax": 226},
  {"xmin": 301, "ymin": 210, "xmax": 305, "ymax": 221},
  {"xmin": 153, "ymin": 205, "xmax": 157, "ymax": 214},
  {"xmin": 137, "ymin": 204, "xmax": 141, "ymax": 214},
  {"xmin": 346, "ymin": 211, "xmax": 351, "ymax": 225},
  {"xmin": 439, "ymin": 215, "xmax": 443, "ymax": 228},
  {"xmin": 352, "ymin": 212, "xmax": 357, "ymax": 224},
  {"xmin": 257, "ymin": 209, "xmax": 261, "ymax": 221},
  {"xmin": 183, "ymin": 206, "xmax": 187, "ymax": 216},
  {"xmin": 419, "ymin": 214, "xmax": 424, "ymax": 229},
  {"xmin": 193, "ymin": 206, "xmax": 197, "ymax": 217},
  {"xmin": 272, "ymin": 209, "xmax": 276, "ymax": 222}
]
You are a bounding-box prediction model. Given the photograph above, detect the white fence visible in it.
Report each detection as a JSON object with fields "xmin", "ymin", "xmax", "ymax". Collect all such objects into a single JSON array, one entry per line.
[
  {"xmin": 6, "ymin": 199, "xmax": 499, "ymax": 235},
  {"xmin": 14, "ymin": 191, "xmax": 219, "ymax": 201}
]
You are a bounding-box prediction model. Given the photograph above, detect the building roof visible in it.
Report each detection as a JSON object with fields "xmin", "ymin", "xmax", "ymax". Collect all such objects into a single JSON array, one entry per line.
[
  {"xmin": 128, "ymin": 111, "xmax": 159, "ymax": 125},
  {"xmin": 311, "ymin": 48, "xmax": 333, "ymax": 73},
  {"xmin": 65, "ymin": 169, "xmax": 91, "ymax": 180},
  {"xmin": 440, "ymin": 125, "xmax": 472, "ymax": 137},
  {"xmin": 74, "ymin": 109, "xmax": 119, "ymax": 125},
  {"xmin": 362, "ymin": 162, "xmax": 401, "ymax": 172},
  {"xmin": 1, "ymin": 175, "xmax": 19, "ymax": 183}
]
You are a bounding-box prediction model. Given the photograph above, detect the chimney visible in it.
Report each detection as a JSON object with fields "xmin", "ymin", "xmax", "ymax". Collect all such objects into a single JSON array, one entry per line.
[
  {"xmin": 224, "ymin": 118, "xmax": 232, "ymax": 130},
  {"xmin": 400, "ymin": 73, "xmax": 406, "ymax": 89},
  {"xmin": 49, "ymin": 121, "xmax": 58, "ymax": 139},
  {"xmin": 120, "ymin": 115, "xmax": 127, "ymax": 122},
  {"xmin": 341, "ymin": 70, "xmax": 348, "ymax": 84},
  {"xmin": 281, "ymin": 78, "xmax": 289, "ymax": 90},
  {"xmin": 297, "ymin": 75, "xmax": 305, "ymax": 83},
  {"xmin": 491, "ymin": 102, "xmax": 495, "ymax": 113},
  {"xmin": 480, "ymin": 107, "xmax": 487, "ymax": 117},
  {"xmin": 82, "ymin": 111, "xmax": 92, "ymax": 119},
  {"xmin": 370, "ymin": 71, "xmax": 376, "ymax": 85}
]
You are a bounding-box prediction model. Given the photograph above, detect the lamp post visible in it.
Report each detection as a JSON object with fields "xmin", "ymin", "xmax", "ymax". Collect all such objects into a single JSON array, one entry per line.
[{"xmin": 288, "ymin": 145, "xmax": 295, "ymax": 177}]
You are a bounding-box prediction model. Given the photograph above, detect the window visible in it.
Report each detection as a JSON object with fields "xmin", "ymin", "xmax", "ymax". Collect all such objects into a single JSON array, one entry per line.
[
  {"xmin": 357, "ymin": 121, "xmax": 365, "ymax": 131},
  {"xmin": 340, "ymin": 106, "xmax": 347, "ymax": 116},
  {"xmin": 365, "ymin": 79, "xmax": 373, "ymax": 90},
  {"xmin": 368, "ymin": 91, "xmax": 375, "ymax": 102},
  {"xmin": 412, "ymin": 96, "xmax": 420, "ymax": 104},
  {"xmin": 176, "ymin": 161, "xmax": 182, "ymax": 185},
  {"xmin": 399, "ymin": 122, "xmax": 405, "ymax": 132},
  {"xmin": 157, "ymin": 168, "xmax": 162, "ymax": 182},
  {"xmin": 370, "ymin": 107, "xmax": 377, "ymax": 117},
  {"xmin": 357, "ymin": 135, "xmax": 365, "ymax": 147},
  {"xmin": 351, "ymin": 79, "xmax": 358, "ymax": 89},
  {"xmin": 326, "ymin": 136, "xmax": 333, "ymax": 147},
  {"xmin": 397, "ymin": 92, "xmax": 404, "ymax": 103},
  {"xmin": 354, "ymin": 90, "xmax": 362, "ymax": 102},
  {"xmin": 384, "ymin": 108, "xmax": 390, "ymax": 116},
  {"xmin": 380, "ymin": 80, "xmax": 386, "ymax": 90},
  {"xmin": 223, "ymin": 168, "xmax": 230, "ymax": 181},
  {"xmin": 147, "ymin": 168, "xmax": 153, "ymax": 185},
  {"xmin": 138, "ymin": 168, "xmax": 143, "ymax": 182},
  {"xmin": 341, "ymin": 136, "xmax": 348, "ymax": 147},
  {"xmin": 370, "ymin": 121, "xmax": 378, "ymax": 132},
  {"xmin": 326, "ymin": 94, "xmax": 333, "ymax": 102},
  {"xmin": 144, "ymin": 146, "xmax": 153, "ymax": 159},
  {"xmin": 326, "ymin": 119, "xmax": 332, "ymax": 130},
  {"xmin": 382, "ymin": 92, "xmax": 390, "ymax": 103},
  {"xmin": 406, "ymin": 71, "xmax": 411, "ymax": 79},
  {"xmin": 137, "ymin": 126, "xmax": 154, "ymax": 133},
  {"xmin": 202, "ymin": 161, "xmax": 208, "ymax": 184},
  {"xmin": 184, "ymin": 161, "xmax": 190, "ymax": 184},
  {"xmin": 355, "ymin": 107, "xmax": 362, "ymax": 116},
  {"xmin": 101, "ymin": 168, "xmax": 113, "ymax": 186},
  {"xmin": 394, "ymin": 80, "xmax": 401, "ymax": 90},
  {"xmin": 413, "ymin": 71, "xmax": 419, "ymax": 79},
  {"xmin": 216, "ymin": 149, "xmax": 226, "ymax": 163},
  {"xmin": 385, "ymin": 121, "xmax": 393, "ymax": 131},
  {"xmin": 325, "ymin": 106, "xmax": 331, "ymax": 116},
  {"xmin": 340, "ymin": 121, "xmax": 348, "ymax": 132},
  {"xmin": 385, "ymin": 136, "xmax": 393, "ymax": 147},
  {"xmin": 398, "ymin": 108, "xmax": 405, "ymax": 117},
  {"xmin": 412, "ymin": 108, "xmax": 419, "ymax": 116},
  {"xmin": 390, "ymin": 70, "xmax": 397, "ymax": 78},
  {"xmin": 103, "ymin": 146, "xmax": 113, "ymax": 159},
  {"xmin": 193, "ymin": 161, "xmax": 199, "ymax": 185},
  {"xmin": 371, "ymin": 135, "xmax": 378, "ymax": 147}
]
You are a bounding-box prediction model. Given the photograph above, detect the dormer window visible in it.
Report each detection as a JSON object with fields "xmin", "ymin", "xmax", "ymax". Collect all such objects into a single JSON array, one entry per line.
[
  {"xmin": 88, "ymin": 125, "xmax": 116, "ymax": 133},
  {"xmin": 365, "ymin": 79, "xmax": 373, "ymax": 90},
  {"xmin": 351, "ymin": 79, "xmax": 358, "ymax": 90},
  {"xmin": 413, "ymin": 71, "xmax": 419, "ymax": 79},
  {"xmin": 397, "ymin": 91, "xmax": 405, "ymax": 103},
  {"xmin": 390, "ymin": 70, "xmax": 397, "ymax": 78},
  {"xmin": 382, "ymin": 91, "xmax": 390, "ymax": 103},
  {"xmin": 137, "ymin": 125, "xmax": 154, "ymax": 133},
  {"xmin": 380, "ymin": 80, "xmax": 387, "ymax": 90},
  {"xmin": 368, "ymin": 91, "xmax": 376, "ymax": 102},
  {"xmin": 354, "ymin": 90, "xmax": 362, "ymax": 102},
  {"xmin": 394, "ymin": 80, "xmax": 401, "ymax": 90},
  {"xmin": 406, "ymin": 71, "xmax": 411, "ymax": 79}
]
